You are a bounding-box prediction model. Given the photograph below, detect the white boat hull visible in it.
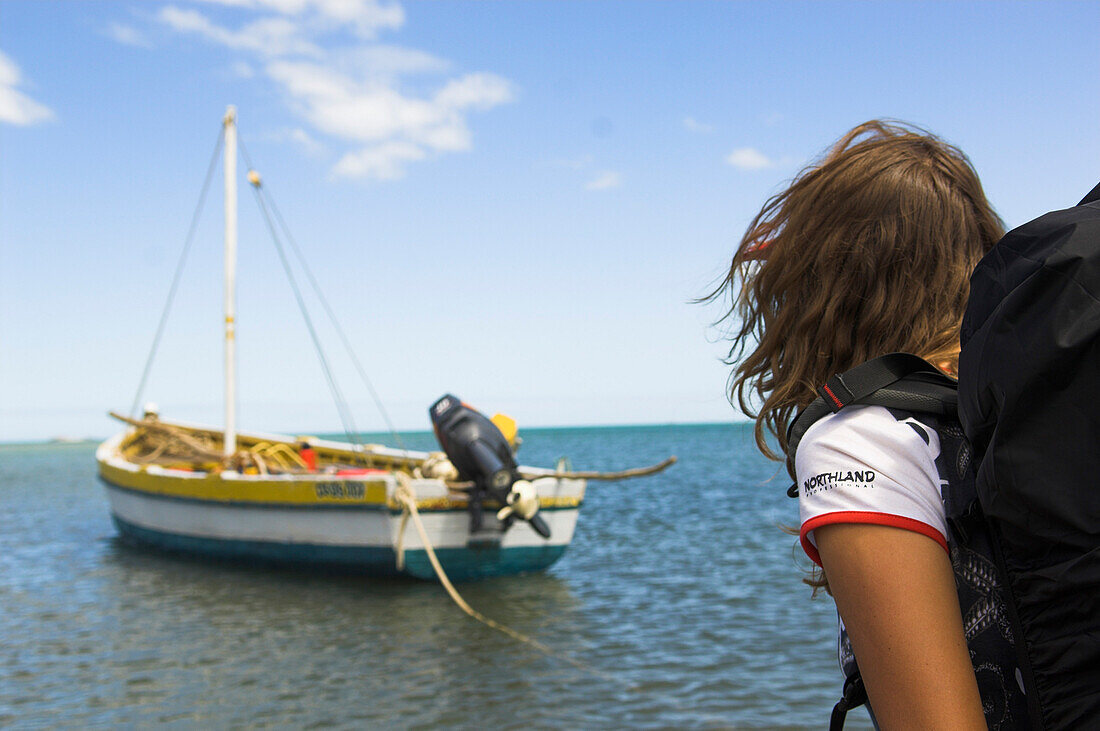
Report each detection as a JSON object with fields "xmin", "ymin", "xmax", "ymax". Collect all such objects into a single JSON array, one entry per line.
[{"xmin": 97, "ymin": 430, "xmax": 584, "ymax": 580}]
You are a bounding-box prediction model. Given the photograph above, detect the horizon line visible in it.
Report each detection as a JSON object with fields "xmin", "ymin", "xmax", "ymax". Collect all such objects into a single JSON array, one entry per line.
[{"xmin": 0, "ymin": 418, "xmax": 752, "ymax": 448}]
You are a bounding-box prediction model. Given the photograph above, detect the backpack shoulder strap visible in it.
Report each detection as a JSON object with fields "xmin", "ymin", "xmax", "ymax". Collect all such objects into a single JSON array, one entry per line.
[{"xmin": 785, "ymin": 353, "xmax": 958, "ymax": 497}]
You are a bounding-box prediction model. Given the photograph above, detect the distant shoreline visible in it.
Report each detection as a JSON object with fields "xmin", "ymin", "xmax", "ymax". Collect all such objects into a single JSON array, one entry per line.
[{"xmin": 0, "ymin": 420, "xmax": 751, "ymax": 447}]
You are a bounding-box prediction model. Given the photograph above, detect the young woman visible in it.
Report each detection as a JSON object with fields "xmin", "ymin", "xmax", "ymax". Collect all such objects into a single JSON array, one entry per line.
[{"xmin": 709, "ymin": 121, "xmax": 1005, "ymax": 728}]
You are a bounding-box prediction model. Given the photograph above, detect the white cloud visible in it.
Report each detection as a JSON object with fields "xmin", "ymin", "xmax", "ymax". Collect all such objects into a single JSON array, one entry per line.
[
  {"xmin": 0, "ymin": 53, "xmax": 18, "ymax": 87},
  {"xmin": 585, "ymin": 171, "xmax": 622, "ymax": 191},
  {"xmin": 270, "ymin": 61, "xmax": 454, "ymax": 145},
  {"xmin": 683, "ymin": 116, "xmax": 712, "ymax": 133},
  {"xmin": 289, "ymin": 127, "xmax": 325, "ymax": 154},
  {"xmin": 332, "ymin": 140, "xmax": 424, "ymax": 179},
  {"xmin": 107, "ymin": 23, "xmax": 153, "ymax": 48},
  {"xmin": 315, "ymin": 0, "xmax": 405, "ymax": 38},
  {"xmin": 265, "ymin": 59, "xmax": 512, "ymax": 177},
  {"xmin": 193, "ymin": 0, "xmax": 404, "ymax": 38},
  {"xmin": 151, "ymin": 2, "xmax": 513, "ymax": 181},
  {"xmin": 231, "ymin": 61, "xmax": 255, "ymax": 78},
  {"xmin": 0, "ymin": 51, "xmax": 54, "ymax": 126},
  {"xmin": 265, "ymin": 127, "xmax": 327, "ymax": 155},
  {"xmin": 726, "ymin": 147, "xmax": 773, "ymax": 170},
  {"xmin": 159, "ymin": 6, "xmax": 322, "ymax": 56},
  {"xmin": 435, "ymin": 73, "xmax": 514, "ymax": 111},
  {"xmin": 338, "ymin": 45, "xmax": 448, "ymax": 80}
]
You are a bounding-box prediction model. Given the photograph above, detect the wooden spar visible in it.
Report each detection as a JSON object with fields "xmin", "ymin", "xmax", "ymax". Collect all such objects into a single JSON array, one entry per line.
[
  {"xmin": 107, "ymin": 411, "xmax": 429, "ymax": 468},
  {"xmin": 223, "ymin": 106, "xmax": 238, "ymax": 459},
  {"xmin": 108, "ymin": 411, "xmax": 224, "ymax": 461},
  {"xmin": 529, "ymin": 456, "xmax": 677, "ymax": 481},
  {"xmin": 445, "ymin": 456, "xmax": 678, "ymax": 489}
]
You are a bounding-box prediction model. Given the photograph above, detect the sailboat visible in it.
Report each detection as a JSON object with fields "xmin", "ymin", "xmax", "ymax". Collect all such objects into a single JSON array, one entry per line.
[{"xmin": 96, "ymin": 107, "xmax": 604, "ymax": 581}]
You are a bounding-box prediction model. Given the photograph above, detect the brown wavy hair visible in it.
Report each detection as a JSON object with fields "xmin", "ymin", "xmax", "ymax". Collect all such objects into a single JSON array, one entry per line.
[{"xmin": 708, "ymin": 120, "xmax": 1003, "ymax": 468}]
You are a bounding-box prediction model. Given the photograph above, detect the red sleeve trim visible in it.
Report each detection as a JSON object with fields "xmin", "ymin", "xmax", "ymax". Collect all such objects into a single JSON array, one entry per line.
[{"xmin": 799, "ymin": 511, "xmax": 949, "ymax": 568}]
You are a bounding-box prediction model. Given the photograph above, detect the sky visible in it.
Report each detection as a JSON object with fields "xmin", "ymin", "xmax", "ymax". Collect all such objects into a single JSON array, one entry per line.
[{"xmin": 1, "ymin": 1, "xmax": 1098, "ymax": 442}]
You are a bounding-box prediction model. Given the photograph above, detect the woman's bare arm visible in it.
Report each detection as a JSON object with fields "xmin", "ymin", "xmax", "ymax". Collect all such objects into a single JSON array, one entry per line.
[{"xmin": 815, "ymin": 523, "xmax": 985, "ymax": 730}]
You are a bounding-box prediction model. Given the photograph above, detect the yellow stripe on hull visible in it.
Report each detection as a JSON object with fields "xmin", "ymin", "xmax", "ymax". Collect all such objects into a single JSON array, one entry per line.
[
  {"xmin": 98, "ymin": 459, "xmax": 583, "ymax": 512},
  {"xmin": 98, "ymin": 460, "xmax": 390, "ymax": 507}
]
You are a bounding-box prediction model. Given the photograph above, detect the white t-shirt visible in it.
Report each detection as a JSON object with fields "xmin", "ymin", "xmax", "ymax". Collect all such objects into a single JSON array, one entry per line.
[{"xmin": 796, "ymin": 405, "xmax": 949, "ymax": 567}]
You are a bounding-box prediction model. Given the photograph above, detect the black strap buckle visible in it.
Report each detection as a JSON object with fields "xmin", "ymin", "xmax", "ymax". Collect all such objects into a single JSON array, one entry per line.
[{"xmin": 829, "ymin": 672, "xmax": 868, "ymax": 731}]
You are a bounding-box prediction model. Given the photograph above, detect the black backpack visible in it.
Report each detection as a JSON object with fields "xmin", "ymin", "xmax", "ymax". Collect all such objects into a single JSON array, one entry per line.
[{"xmin": 786, "ymin": 182, "xmax": 1100, "ymax": 729}]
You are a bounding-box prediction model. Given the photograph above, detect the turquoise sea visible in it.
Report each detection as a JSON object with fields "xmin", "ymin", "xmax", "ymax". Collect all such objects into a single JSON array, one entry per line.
[{"xmin": 0, "ymin": 424, "xmax": 873, "ymax": 729}]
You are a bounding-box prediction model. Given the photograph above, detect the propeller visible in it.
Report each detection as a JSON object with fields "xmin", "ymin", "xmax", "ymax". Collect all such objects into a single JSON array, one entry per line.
[{"xmin": 496, "ymin": 480, "xmax": 551, "ymax": 538}]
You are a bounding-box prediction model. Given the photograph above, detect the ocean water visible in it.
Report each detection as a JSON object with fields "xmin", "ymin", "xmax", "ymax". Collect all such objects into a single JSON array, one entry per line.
[{"xmin": 0, "ymin": 424, "xmax": 873, "ymax": 729}]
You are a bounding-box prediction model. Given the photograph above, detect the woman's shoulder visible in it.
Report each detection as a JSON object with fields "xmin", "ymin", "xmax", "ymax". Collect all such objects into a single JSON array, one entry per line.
[
  {"xmin": 799, "ymin": 404, "xmax": 940, "ymax": 463},
  {"xmin": 795, "ymin": 405, "xmax": 950, "ymax": 564},
  {"xmin": 795, "ymin": 404, "xmax": 943, "ymax": 501}
]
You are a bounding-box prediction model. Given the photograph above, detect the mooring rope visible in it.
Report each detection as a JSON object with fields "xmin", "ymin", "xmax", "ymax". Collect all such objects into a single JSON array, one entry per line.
[
  {"xmin": 390, "ymin": 471, "xmax": 735, "ymax": 727},
  {"xmin": 392, "ymin": 472, "xmax": 624, "ymax": 683}
]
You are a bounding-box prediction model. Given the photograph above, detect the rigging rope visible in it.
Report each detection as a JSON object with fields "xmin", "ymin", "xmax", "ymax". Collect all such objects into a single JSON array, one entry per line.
[
  {"xmin": 237, "ymin": 137, "xmax": 408, "ymax": 455},
  {"xmin": 129, "ymin": 128, "xmax": 225, "ymax": 417},
  {"xmin": 247, "ymin": 175, "xmax": 366, "ymax": 458}
]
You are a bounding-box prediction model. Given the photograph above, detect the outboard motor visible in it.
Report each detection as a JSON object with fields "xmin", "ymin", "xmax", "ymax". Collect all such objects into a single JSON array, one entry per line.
[{"xmin": 429, "ymin": 394, "xmax": 551, "ymax": 539}]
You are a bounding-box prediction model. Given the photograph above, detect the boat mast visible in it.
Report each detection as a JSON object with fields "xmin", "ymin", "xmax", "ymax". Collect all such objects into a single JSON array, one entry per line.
[{"xmin": 223, "ymin": 105, "xmax": 238, "ymax": 459}]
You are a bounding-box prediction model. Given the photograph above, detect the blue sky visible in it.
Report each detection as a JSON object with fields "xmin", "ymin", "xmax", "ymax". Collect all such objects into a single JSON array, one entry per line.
[{"xmin": 1, "ymin": 1, "xmax": 1097, "ymax": 442}]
